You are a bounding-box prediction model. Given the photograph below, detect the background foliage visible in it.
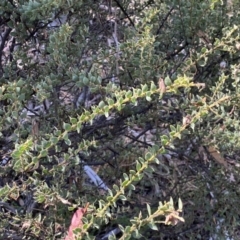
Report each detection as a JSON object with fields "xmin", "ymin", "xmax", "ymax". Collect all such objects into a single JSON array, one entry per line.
[{"xmin": 0, "ymin": 0, "xmax": 240, "ymax": 239}]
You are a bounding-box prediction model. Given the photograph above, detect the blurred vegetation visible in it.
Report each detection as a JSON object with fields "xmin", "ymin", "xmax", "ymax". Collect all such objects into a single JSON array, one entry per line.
[{"xmin": 0, "ymin": 0, "xmax": 240, "ymax": 239}]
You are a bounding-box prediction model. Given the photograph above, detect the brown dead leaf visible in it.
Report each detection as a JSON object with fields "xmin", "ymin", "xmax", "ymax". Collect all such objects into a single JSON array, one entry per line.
[
  {"xmin": 207, "ymin": 146, "xmax": 228, "ymax": 168},
  {"xmin": 158, "ymin": 78, "xmax": 166, "ymax": 94},
  {"xmin": 32, "ymin": 119, "xmax": 39, "ymax": 140},
  {"xmin": 22, "ymin": 220, "xmax": 31, "ymax": 230},
  {"xmin": 165, "ymin": 211, "xmax": 185, "ymax": 226},
  {"xmin": 194, "ymin": 83, "xmax": 206, "ymax": 91},
  {"xmin": 198, "ymin": 146, "xmax": 209, "ymax": 164},
  {"xmin": 57, "ymin": 195, "xmax": 72, "ymax": 205},
  {"xmin": 65, "ymin": 203, "xmax": 89, "ymax": 240},
  {"xmin": 197, "ymin": 30, "xmax": 212, "ymax": 48},
  {"xmin": 182, "ymin": 115, "xmax": 191, "ymax": 126}
]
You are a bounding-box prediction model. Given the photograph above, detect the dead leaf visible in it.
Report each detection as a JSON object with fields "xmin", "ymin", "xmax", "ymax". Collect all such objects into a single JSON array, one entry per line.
[
  {"xmin": 57, "ymin": 195, "xmax": 72, "ymax": 205},
  {"xmin": 65, "ymin": 203, "xmax": 89, "ymax": 240},
  {"xmin": 197, "ymin": 30, "xmax": 212, "ymax": 48},
  {"xmin": 165, "ymin": 211, "xmax": 185, "ymax": 226},
  {"xmin": 207, "ymin": 146, "xmax": 228, "ymax": 168},
  {"xmin": 158, "ymin": 78, "xmax": 166, "ymax": 94},
  {"xmin": 182, "ymin": 115, "xmax": 191, "ymax": 126},
  {"xmin": 22, "ymin": 220, "xmax": 31, "ymax": 230},
  {"xmin": 194, "ymin": 83, "xmax": 206, "ymax": 91},
  {"xmin": 198, "ymin": 146, "xmax": 209, "ymax": 164},
  {"xmin": 32, "ymin": 118, "xmax": 39, "ymax": 139}
]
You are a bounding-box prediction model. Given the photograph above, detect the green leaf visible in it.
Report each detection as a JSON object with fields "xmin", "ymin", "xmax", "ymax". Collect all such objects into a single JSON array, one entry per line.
[
  {"xmin": 64, "ymin": 138, "xmax": 71, "ymax": 146},
  {"xmin": 150, "ymin": 81, "xmax": 157, "ymax": 91},
  {"xmin": 12, "ymin": 139, "xmax": 33, "ymax": 159},
  {"xmin": 198, "ymin": 57, "xmax": 208, "ymax": 67},
  {"xmin": 63, "ymin": 122, "xmax": 72, "ymax": 131},
  {"xmin": 122, "ymin": 179, "xmax": 129, "ymax": 187},
  {"xmin": 70, "ymin": 117, "xmax": 77, "ymax": 124},
  {"xmin": 136, "ymin": 161, "xmax": 141, "ymax": 171},
  {"xmin": 107, "ymin": 196, "xmax": 114, "ymax": 202},
  {"xmin": 142, "ymin": 84, "xmax": 148, "ymax": 92},
  {"xmin": 145, "ymin": 152, "xmax": 152, "ymax": 160},
  {"xmin": 138, "ymin": 157, "xmax": 145, "ymax": 164},
  {"xmin": 50, "ymin": 137, "xmax": 58, "ymax": 145},
  {"xmin": 0, "ymin": 186, "xmax": 9, "ymax": 198},
  {"xmin": 109, "ymin": 234, "xmax": 117, "ymax": 240},
  {"xmin": 161, "ymin": 135, "xmax": 169, "ymax": 145},
  {"xmin": 146, "ymin": 95, "xmax": 152, "ymax": 101},
  {"xmin": 119, "ymin": 195, "xmax": 127, "ymax": 201},
  {"xmin": 77, "ymin": 122, "xmax": 82, "ymax": 133},
  {"xmin": 128, "ymin": 184, "xmax": 135, "ymax": 190},
  {"xmin": 148, "ymin": 222, "xmax": 158, "ymax": 231},
  {"xmin": 83, "ymin": 76, "xmax": 89, "ymax": 85},
  {"xmin": 147, "ymin": 203, "xmax": 151, "ymax": 215},
  {"xmin": 154, "ymin": 157, "xmax": 160, "ymax": 164},
  {"xmin": 40, "ymin": 149, "xmax": 48, "ymax": 157},
  {"xmin": 201, "ymin": 47, "xmax": 208, "ymax": 54},
  {"xmin": 113, "ymin": 184, "xmax": 119, "ymax": 191},
  {"xmin": 123, "ymin": 173, "xmax": 129, "ymax": 180},
  {"xmin": 170, "ymin": 125, "xmax": 176, "ymax": 132},
  {"xmin": 132, "ymin": 229, "xmax": 142, "ymax": 239},
  {"xmin": 178, "ymin": 198, "xmax": 183, "ymax": 211},
  {"xmin": 98, "ymin": 100, "xmax": 105, "ymax": 108},
  {"xmin": 125, "ymin": 226, "xmax": 131, "ymax": 233},
  {"xmin": 164, "ymin": 76, "xmax": 172, "ymax": 86}
]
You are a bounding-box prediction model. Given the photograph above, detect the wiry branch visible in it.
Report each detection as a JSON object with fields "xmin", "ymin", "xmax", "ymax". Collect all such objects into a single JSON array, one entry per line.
[{"xmin": 0, "ymin": 27, "xmax": 12, "ymax": 76}]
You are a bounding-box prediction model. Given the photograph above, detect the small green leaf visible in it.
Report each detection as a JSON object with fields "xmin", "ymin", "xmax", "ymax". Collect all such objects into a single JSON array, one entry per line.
[
  {"xmin": 76, "ymin": 122, "xmax": 82, "ymax": 133},
  {"xmin": 161, "ymin": 135, "xmax": 169, "ymax": 145},
  {"xmin": 70, "ymin": 117, "xmax": 77, "ymax": 124},
  {"xmin": 146, "ymin": 95, "xmax": 152, "ymax": 101},
  {"xmin": 142, "ymin": 84, "xmax": 148, "ymax": 92},
  {"xmin": 128, "ymin": 184, "xmax": 135, "ymax": 190},
  {"xmin": 83, "ymin": 76, "xmax": 89, "ymax": 85},
  {"xmin": 72, "ymin": 74, "xmax": 78, "ymax": 81},
  {"xmin": 119, "ymin": 195, "xmax": 127, "ymax": 201},
  {"xmin": 150, "ymin": 81, "xmax": 157, "ymax": 91},
  {"xmin": 0, "ymin": 186, "xmax": 9, "ymax": 198},
  {"xmin": 170, "ymin": 125, "xmax": 176, "ymax": 132},
  {"xmin": 107, "ymin": 196, "xmax": 114, "ymax": 202},
  {"xmin": 40, "ymin": 149, "xmax": 48, "ymax": 157},
  {"xmin": 12, "ymin": 139, "xmax": 33, "ymax": 159},
  {"xmin": 125, "ymin": 226, "xmax": 131, "ymax": 233},
  {"xmin": 164, "ymin": 76, "xmax": 172, "ymax": 86},
  {"xmin": 113, "ymin": 184, "xmax": 119, "ymax": 191},
  {"xmin": 64, "ymin": 138, "xmax": 71, "ymax": 146},
  {"xmin": 13, "ymin": 159, "xmax": 22, "ymax": 171},
  {"xmin": 147, "ymin": 204, "xmax": 151, "ymax": 215},
  {"xmin": 63, "ymin": 122, "xmax": 71, "ymax": 131},
  {"xmin": 178, "ymin": 198, "xmax": 183, "ymax": 211},
  {"xmin": 198, "ymin": 57, "xmax": 208, "ymax": 67},
  {"xmin": 50, "ymin": 137, "xmax": 58, "ymax": 145},
  {"xmin": 122, "ymin": 179, "xmax": 129, "ymax": 187},
  {"xmin": 138, "ymin": 157, "xmax": 144, "ymax": 164},
  {"xmin": 148, "ymin": 222, "xmax": 158, "ymax": 231},
  {"xmin": 136, "ymin": 161, "xmax": 141, "ymax": 171},
  {"xmin": 154, "ymin": 158, "xmax": 160, "ymax": 164},
  {"xmin": 133, "ymin": 229, "xmax": 142, "ymax": 239},
  {"xmin": 98, "ymin": 101, "xmax": 105, "ymax": 108},
  {"xmin": 109, "ymin": 234, "xmax": 117, "ymax": 240},
  {"xmin": 123, "ymin": 173, "xmax": 129, "ymax": 180},
  {"xmin": 126, "ymin": 90, "xmax": 132, "ymax": 98},
  {"xmin": 145, "ymin": 152, "xmax": 152, "ymax": 160}
]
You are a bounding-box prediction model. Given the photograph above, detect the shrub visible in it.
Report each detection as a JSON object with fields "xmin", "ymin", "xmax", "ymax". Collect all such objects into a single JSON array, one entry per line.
[{"xmin": 0, "ymin": 0, "xmax": 240, "ymax": 239}]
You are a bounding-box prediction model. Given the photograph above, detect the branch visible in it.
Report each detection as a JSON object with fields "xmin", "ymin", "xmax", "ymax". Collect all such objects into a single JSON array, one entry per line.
[{"xmin": 112, "ymin": 0, "xmax": 136, "ymax": 29}]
